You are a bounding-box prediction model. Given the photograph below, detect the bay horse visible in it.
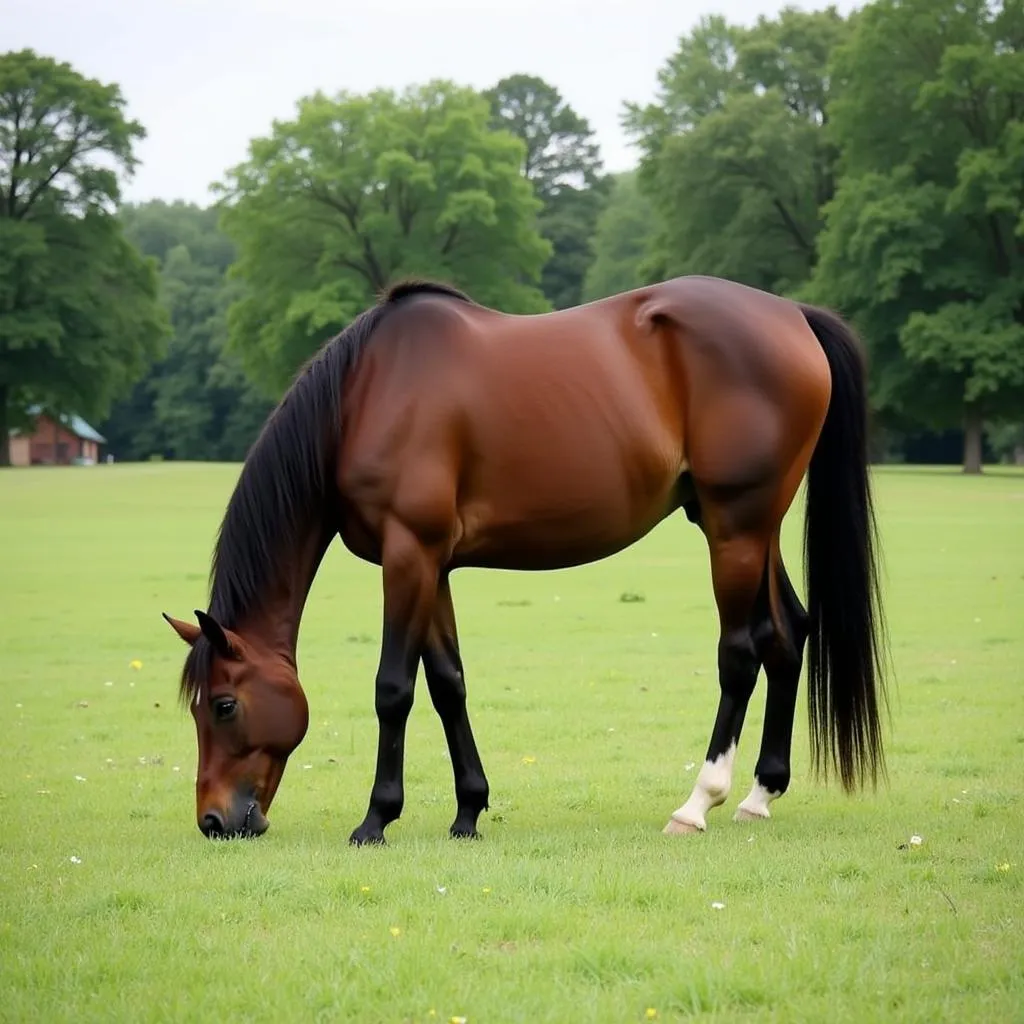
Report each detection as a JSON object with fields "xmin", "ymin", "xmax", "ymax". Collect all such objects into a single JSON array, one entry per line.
[{"xmin": 163, "ymin": 274, "xmax": 887, "ymax": 843}]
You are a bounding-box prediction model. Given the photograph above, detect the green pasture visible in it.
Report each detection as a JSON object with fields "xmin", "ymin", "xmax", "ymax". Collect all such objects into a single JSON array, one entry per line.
[{"xmin": 1, "ymin": 463, "xmax": 1022, "ymax": 1023}]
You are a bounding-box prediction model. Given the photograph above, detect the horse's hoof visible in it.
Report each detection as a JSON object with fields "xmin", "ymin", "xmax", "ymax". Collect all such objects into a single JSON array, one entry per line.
[
  {"xmin": 349, "ymin": 827, "xmax": 386, "ymax": 846},
  {"xmin": 663, "ymin": 817, "xmax": 703, "ymax": 835},
  {"xmin": 733, "ymin": 806, "xmax": 770, "ymax": 823},
  {"xmin": 450, "ymin": 827, "xmax": 481, "ymax": 840}
]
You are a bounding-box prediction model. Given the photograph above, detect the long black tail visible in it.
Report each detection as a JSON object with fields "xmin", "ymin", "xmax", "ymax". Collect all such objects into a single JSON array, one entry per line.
[{"xmin": 799, "ymin": 303, "xmax": 889, "ymax": 792}]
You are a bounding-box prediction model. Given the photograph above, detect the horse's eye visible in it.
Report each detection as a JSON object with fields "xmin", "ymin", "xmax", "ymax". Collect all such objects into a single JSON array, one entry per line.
[{"xmin": 212, "ymin": 697, "xmax": 237, "ymax": 722}]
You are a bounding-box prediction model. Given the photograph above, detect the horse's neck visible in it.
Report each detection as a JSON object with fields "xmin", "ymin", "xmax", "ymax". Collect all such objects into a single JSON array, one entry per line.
[{"xmin": 233, "ymin": 521, "xmax": 335, "ymax": 663}]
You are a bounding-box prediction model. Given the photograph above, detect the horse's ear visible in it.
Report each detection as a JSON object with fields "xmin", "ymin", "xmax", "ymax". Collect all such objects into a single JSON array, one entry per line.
[
  {"xmin": 163, "ymin": 612, "xmax": 201, "ymax": 646},
  {"xmin": 195, "ymin": 610, "xmax": 237, "ymax": 660}
]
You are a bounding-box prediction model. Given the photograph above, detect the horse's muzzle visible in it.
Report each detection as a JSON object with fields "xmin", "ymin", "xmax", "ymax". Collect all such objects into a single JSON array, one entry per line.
[{"xmin": 198, "ymin": 794, "xmax": 269, "ymax": 839}]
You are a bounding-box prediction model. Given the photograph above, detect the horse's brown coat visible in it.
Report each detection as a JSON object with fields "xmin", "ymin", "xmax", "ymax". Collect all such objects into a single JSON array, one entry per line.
[{"xmin": 165, "ymin": 275, "xmax": 887, "ymax": 842}]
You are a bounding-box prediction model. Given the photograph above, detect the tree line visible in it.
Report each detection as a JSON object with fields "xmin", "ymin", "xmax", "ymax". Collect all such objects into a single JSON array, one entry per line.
[{"xmin": 2, "ymin": 0, "xmax": 1021, "ymax": 472}]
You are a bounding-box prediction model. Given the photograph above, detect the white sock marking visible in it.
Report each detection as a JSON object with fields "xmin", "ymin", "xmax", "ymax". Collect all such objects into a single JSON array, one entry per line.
[
  {"xmin": 668, "ymin": 742, "xmax": 737, "ymax": 831},
  {"xmin": 735, "ymin": 780, "xmax": 781, "ymax": 820}
]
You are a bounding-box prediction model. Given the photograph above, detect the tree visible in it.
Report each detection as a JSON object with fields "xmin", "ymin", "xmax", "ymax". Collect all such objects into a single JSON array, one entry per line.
[
  {"xmin": 486, "ymin": 74, "xmax": 609, "ymax": 309},
  {"xmin": 120, "ymin": 198, "xmax": 235, "ymax": 274},
  {"xmin": 100, "ymin": 200, "xmax": 273, "ymax": 461},
  {"xmin": 215, "ymin": 80, "xmax": 552, "ymax": 393},
  {"xmin": 0, "ymin": 49, "xmax": 168, "ymax": 464},
  {"xmin": 485, "ymin": 73, "xmax": 603, "ymax": 198},
  {"xmin": 806, "ymin": 0, "xmax": 1024, "ymax": 472},
  {"xmin": 582, "ymin": 171, "xmax": 658, "ymax": 300},
  {"xmin": 622, "ymin": 8, "xmax": 851, "ymax": 294}
]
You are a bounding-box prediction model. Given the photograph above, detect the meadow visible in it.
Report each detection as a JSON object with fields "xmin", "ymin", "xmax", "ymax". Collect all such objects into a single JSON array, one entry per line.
[{"xmin": 1, "ymin": 462, "xmax": 1022, "ymax": 1023}]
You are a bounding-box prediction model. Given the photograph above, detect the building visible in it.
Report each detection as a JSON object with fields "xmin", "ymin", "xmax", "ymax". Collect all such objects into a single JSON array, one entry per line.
[{"xmin": 7, "ymin": 407, "xmax": 107, "ymax": 467}]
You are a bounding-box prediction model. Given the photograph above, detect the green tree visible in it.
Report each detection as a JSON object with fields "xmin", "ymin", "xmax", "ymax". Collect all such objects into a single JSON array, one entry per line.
[
  {"xmin": 486, "ymin": 74, "xmax": 609, "ymax": 309},
  {"xmin": 807, "ymin": 0, "xmax": 1024, "ymax": 472},
  {"xmin": 101, "ymin": 200, "xmax": 273, "ymax": 461},
  {"xmin": 582, "ymin": 171, "xmax": 658, "ymax": 300},
  {"xmin": 215, "ymin": 80, "xmax": 551, "ymax": 393},
  {"xmin": 0, "ymin": 49, "xmax": 168, "ymax": 464},
  {"xmin": 623, "ymin": 7, "xmax": 851, "ymax": 294},
  {"xmin": 120, "ymin": 199, "xmax": 235, "ymax": 273},
  {"xmin": 485, "ymin": 73, "xmax": 603, "ymax": 197}
]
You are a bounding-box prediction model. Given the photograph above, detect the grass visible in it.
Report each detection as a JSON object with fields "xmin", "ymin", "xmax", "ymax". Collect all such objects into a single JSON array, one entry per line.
[{"xmin": 1, "ymin": 462, "xmax": 1022, "ymax": 1023}]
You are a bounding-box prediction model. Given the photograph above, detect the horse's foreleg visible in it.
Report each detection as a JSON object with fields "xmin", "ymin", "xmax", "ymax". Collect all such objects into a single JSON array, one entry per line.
[
  {"xmin": 665, "ymin": 530, "xmax": 769, "ymax": 835},
  {"xmin": 349, "ymin": 518, "xmax": 441, "ymax": 846},
  {"xmin": 735, "ymin": 551, "xmax": 809, "ymax": 822},
  {"xmin": 422, "ymin": 575, "xmax": 491, "ymax": 839}
]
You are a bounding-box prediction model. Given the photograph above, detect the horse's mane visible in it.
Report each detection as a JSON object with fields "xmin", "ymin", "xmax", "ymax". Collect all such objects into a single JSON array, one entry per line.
[{"xmin": 179, "ymin": 279, "xmax": 472, "ymax": 705}]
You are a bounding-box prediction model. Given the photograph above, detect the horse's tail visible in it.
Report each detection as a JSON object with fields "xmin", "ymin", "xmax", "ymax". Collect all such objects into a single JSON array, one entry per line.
[{"xmin": 799, "ymin": 302, "xmax": 888, "ymax": 792}]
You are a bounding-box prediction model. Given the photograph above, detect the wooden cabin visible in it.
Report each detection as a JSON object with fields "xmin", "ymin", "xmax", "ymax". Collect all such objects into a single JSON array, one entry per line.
[{"xmin": 8, "ymin": 408, "xmax": 107, "ymax": 466}]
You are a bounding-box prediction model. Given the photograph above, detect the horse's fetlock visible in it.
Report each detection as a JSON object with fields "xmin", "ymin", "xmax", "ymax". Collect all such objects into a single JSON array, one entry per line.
[{"xmin": 756, "ymin": 761, "xmax": 790, "ymax": 797}]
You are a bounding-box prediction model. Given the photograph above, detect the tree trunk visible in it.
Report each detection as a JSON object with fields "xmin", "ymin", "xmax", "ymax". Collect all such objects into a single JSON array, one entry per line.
[
  {"xmin": 962, "ymin": 406, "xmax": 983, "ymax": 475},
  {"xmin": 0, "ymin": 386, "xmax": 9, "ymax": 467},
  {"xmin": 1014, "ymin": 444, "xmax": 1024, "ymax": 467}
]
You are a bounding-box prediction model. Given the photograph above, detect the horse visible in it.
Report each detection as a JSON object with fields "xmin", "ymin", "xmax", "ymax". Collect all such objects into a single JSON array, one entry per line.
[{"xmin": 162, "ymin": 274, "xmax": 888, "ymax": 844}]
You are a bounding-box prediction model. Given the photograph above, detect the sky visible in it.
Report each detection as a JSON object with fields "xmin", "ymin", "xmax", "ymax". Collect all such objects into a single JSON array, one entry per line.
[{"xmin": 10, "ymin": 0, "xmax": 858, "ymax": 206}]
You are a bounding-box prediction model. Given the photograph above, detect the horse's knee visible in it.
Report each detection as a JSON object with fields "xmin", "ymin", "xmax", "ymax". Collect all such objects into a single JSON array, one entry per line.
[
  {"xmin": 375, "ymin": 673, "xmax": 414, "ymax": 723},
  {"xmin": 425, "ymin": 653, "xmax": 467, "ymax": 719}
]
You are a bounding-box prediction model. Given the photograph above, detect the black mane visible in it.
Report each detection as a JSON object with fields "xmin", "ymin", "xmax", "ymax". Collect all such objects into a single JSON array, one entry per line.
[{"xmin": 178, "ymin": 279, "xmax": 472, "ymax": 705}]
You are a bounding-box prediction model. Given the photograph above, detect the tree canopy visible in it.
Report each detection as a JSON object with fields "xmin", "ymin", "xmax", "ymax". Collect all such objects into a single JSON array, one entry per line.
[
  {"xmin": 805, "ymin": 0, "xmax": 1024, "ymax": 471},
  {"xmin": 487, "ymin": 74, "xmax": 609, "ymax": 309},
  {"xmin": 215, "ymin": 80, "xmax": 552, "ymax": 393},
  {"xmin": 582, "ymin": 171, "xmax": 656, "ymax": 301},
  {"xmin": 100, "ymin": 201, "xmax": 273, "ymax": 462},
  {"xmin": 624, "ymin": 7, "xmax": 850, "ymax": 295},
  {"xmin": 0, "ymin": 49, "xmax": 169, "ymax": 463}
]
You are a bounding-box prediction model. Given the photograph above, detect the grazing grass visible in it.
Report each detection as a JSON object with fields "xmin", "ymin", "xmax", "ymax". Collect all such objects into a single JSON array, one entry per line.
[{"xmin": 1, "ymin": 462, "xmax": 1022, "ymax": 1023}]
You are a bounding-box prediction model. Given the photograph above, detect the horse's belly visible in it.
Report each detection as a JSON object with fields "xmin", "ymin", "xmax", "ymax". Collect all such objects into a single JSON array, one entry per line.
[
  {"xmin": 452, "ymin": 440, "xmax": 682, "ymax": 571},
  {"xmin": 454, "ymin": 509, "xmax": 676, "ymax": 570}
]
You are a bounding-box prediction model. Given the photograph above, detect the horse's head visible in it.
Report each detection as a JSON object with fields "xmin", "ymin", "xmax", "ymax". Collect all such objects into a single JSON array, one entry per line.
[{"xmin": 163, "ymin": 611, "xmax": 309, "ymax": 839}]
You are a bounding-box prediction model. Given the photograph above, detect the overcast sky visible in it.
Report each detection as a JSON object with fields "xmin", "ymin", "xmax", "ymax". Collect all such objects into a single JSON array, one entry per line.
[{"xmin": 10, "ymin": 0, "xmax": 858, "ymax": 206}]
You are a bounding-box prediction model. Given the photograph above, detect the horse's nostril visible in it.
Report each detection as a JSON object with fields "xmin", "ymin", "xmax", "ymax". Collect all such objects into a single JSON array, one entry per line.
[{"xmin": 199, "ymin": 811, "xmax": 225, "ymax": 837}]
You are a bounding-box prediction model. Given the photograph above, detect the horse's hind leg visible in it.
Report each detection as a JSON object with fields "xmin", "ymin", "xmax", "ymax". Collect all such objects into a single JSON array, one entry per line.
[
  {"xmin": 421, "ymin": 575, "xmax": 491, "ymax": 839},
  {"xmin": 665, "ymin": 516, "xmax": 770, "ymax": 835},
  {"xmin": 735, "ymin": 545, "xmax": 809, "ymax": 822}
]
